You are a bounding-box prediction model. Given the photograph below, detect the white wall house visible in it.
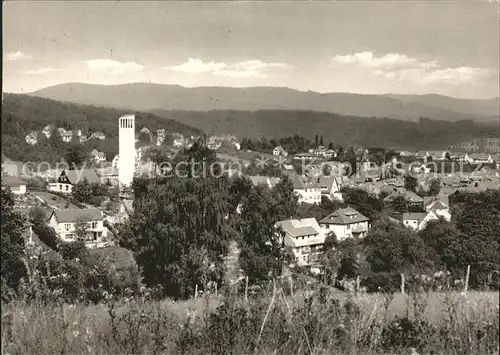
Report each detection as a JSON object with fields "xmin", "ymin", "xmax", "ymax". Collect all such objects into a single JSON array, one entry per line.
[
  {"xmin": 273, "ymin": 146, "xmax": 288, "ymax": 157},
  {"xmin": 319, "ymin": 207, "xmax": 370, "ymax": 240},
  {"xmin": 48, "ymin": 208, "xmax": 109, "ymax": 248},
  {"xmin": 403, "ymin": 211, "xmax": 440, "ymax": 231},
  {"xmin": 318, "ymin": 176, "xmax": 343, "ymax": 201},
  {"xmin": 2, "ymin": 176, "xmax": 27, "ymax": 194},
  {"xmin": 47, "ymin": 169, "xmax": 101, "ymax": 194},
  {"xmin": 275, "ymin": 218, "xmax": 325, "ymax": 266},
  {"xmin": 291, "ymin": 174, "xmax": 321, "ymax": 205}
]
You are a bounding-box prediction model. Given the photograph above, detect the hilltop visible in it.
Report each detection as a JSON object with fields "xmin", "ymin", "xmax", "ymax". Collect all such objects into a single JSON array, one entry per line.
[
  {"xmin": 30, "ymin": 83, "xmax": 499, "ymax": 122},
  {"xmin": 1, "ymin": 94, "xmax": 202, "ymax": 163}
]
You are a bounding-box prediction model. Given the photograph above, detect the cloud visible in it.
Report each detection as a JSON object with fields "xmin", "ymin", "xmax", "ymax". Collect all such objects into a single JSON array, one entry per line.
[
  {"xmin": 166, "ymin": 58, "xmax": 291, "ymax": 78},
  {"xmin": 331, "ymin": 51, "xmax": 492, "ymax": 85},
  {"xmin": 5, "ymin": 51, "xmax": 31, "ymax": 61},
  {"xmin": 25, "ymin": 67, "xmax": 59, "ymax": 75},
  {"xmin": 83, "ymin": 59, "xmax": 144, "ymax": 74}
]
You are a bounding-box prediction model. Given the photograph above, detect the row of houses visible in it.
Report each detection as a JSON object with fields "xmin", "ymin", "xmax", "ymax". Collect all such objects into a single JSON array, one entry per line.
[
  {"xmin": 275, "ymin": 207, "xmax": 371, "ymax": 266},
  {"xmin": 272, "ymin": 145, "xmax": 338, "ymax": 160},
  {"xmin": 25, "ymin": 125, "xmax": 106, "ymax": 145}
]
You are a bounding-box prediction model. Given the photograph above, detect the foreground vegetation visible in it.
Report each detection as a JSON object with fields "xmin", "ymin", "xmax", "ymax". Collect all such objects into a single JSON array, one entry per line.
[{"xmin": 2, "ymin": 287, "xmax": 498, "ymax": 355}]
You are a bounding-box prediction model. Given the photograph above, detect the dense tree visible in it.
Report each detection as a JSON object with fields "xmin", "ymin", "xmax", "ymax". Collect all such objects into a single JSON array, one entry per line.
[
  {"xmin": 404, "ymin": 174, "xmax": 418, "ymax": 192},
  {"xmin": 341, "ymin": 187, "xmax": 382, "ymax": 220},
  {"xmin": 65, "ymin": 144, "xmax": 90, "ymax": 168},
  {"xmin": 429, "ymin": 179, "xmax": 441, "ymax": 196},
  {"xmin": 1, "ymin": 186, "xmax": 27, "ymax": 300},
  {"xmin": 362, "ymin": 219, "xmax": 435, "ymax": 291}
]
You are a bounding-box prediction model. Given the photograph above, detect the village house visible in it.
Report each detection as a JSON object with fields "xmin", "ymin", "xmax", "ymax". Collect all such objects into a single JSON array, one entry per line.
[
  {"xmin": 273, "ymin": 146, "xmax": 288, "ymax": 157},
  {"xmin": 25, "ymin": 131, "xmax": 38, "ymax": 145},
  {"xmin": 156, "ymin": 129, "xmax": 166, "ymax": 146},
  {"xmin": 466, "ymin": 153, "xmax": 493, "ymax": 164},
  {"xmin": 88, "ymin": 132, "xmax": 106, "ymax": 140},
  {"xmin": 383, "ymin": 189, "xmax": 424, "ymax": 210},
  {"xmin": 314, "ymin": 146, "xmax": 326, "ymax": 157},
  {"xmin": 61, "ymin": 130, "xmax": 73, "ymax": 143},
  {"xmin": 293, "ymin": 152, "xmax": 317, "ymax": 161},
  {"xmin": 90, "ymin": 149, "xmax": 107, "ymax": 164},
  {"xmin": 319, "ymin": 207, "xmax": 370, "ymax": 240},
  {"xmin": 423, "ymin": 194, "xmax": 451, "ymax": 221},
  {"xmin": 324, "ymin": 149, "xmax": 337, "ymax": 159},
  {"xmin": 48, "ymin": 169, "xmax": 100, "ymax": 194},
  {"xmin": 318, "ymin": 176, "xmax": 343, "ymax": 201},
  {"xmin": 48, "ymin": 208, "xmax": 108, "ymax": 248},
  {"xmin": 172, "ymin": 133, "xmax": 185, "ymax": 148},
  {"xmin": 275, "ymin": 218, "xmax": 325, "ymax": 266},
  {"xmin": 247, "ymin": 176, "xmax": 281, "ymax": 189},
  {"xmin": 42, "ymin": 124, "xmax": 55, "ymax": 138},
  {"xmin": 2, "ymin": 176, "xmax": 27, "ymax": 194},
  {"xmin": 402, "ymin": 211, "xmax": 440, "ymax": 231},
  {"xmin": 291, "ymin": 174, "xmax": 321, "ymax": 204}
]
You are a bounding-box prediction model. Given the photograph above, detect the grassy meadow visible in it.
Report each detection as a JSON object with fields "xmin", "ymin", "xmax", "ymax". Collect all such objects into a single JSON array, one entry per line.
[{"xmin": 2, "ymin": 289, "xmax": 498, "ymax": 355}]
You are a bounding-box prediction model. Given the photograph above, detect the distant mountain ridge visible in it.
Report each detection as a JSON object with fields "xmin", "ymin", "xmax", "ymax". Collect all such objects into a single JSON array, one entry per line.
[{"xmin": 29, "ymin": 83, "xmax": 499, "ymax": 122}]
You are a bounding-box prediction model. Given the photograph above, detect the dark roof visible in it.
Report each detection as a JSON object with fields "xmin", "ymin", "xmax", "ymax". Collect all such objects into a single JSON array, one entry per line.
[
  {"xmin": 51, "ymin": 208, "xmax": 103, "ymax": 223},
  {"xmin": 384, "ymin": 190, "xmax": 423, "ymax": 203},
  {"xmin": 2, "ymin": 176, "xmax": 26, "ymax": 187},
  {"xmin": 62, "ymin": 169, "xmax": 100, "ymax": 184},
  {"xmin": 319, "ymin": 207, "xmax": 369, "ymax": 225},
  {"xmin": 403, "ymin": 212, "xmax": 428, "ymax": 223}
]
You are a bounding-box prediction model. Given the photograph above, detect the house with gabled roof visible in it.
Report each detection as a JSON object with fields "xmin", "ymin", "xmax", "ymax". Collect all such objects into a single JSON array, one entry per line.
[
  {"xmin": 48, "ymin": 208, "xmax": 108, "ymax": 248},
  {"xmin": 273, "ymin": 146, "xmax": 288, "ymax": 157},
  {"xmin": 275, "ymin": 218, "xmax": 325, "ymax": 266},
  {"xmin": 384, "ymin": 189, "xmax": 423, "ymax": 209},
  {"xmin": 247, "ymin": 176, "xmax": 281, "ymax": 189},
  {"xmin": 2, "ymin": 176, "xmax": 27, "ymax": 194},
  {"xmin": 48, "ymin": 169, "xmax": 100, "ymax": 194},
  {"xmin": 290, "ymin": 174, "xmax": 321, "ymax": 205},
  {"xmin": 319, "ymin": 207, "xmax": 370, "ymax": 240},
  {"xmin": 25, "ymin": 131, "xmax": 38, "ymax": 145},
  {"xmin": 403, "ymin": 210, "xmax": 440, "ymax": 231},
  {"xmin": 318, "ymin": 176, "xmax": 343, "ymax": 201}
]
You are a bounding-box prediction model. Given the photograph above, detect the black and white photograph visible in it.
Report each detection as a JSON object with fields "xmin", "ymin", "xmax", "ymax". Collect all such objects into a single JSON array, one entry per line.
[{"xmin": 2, "ymin": 1, "xmax": 499, "ymax": 354}]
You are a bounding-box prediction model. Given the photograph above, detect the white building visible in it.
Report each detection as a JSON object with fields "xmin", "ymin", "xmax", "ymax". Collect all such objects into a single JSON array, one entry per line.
[
  {"xmin": 275, "ymin": 218, "xmax": 326, "ymax": 266},
  {"xmin": 319, "ymin": 207, "xmax": 370, "ymax": 240},
  {"xmin": 318, "ymin": 176, "xmax": 343, "ymax": 201},
  {"xmin": 47, "ymin": 169, "xmax": 101, "ymax": 194},
  {"xmin": 291, "ymin": 174, "xmax": 321, "ymax": 205},
  {"xmin": 2, "ymin": 176, "xmax": 27, "ymax": 194},
  {"xmin": 48, "ymin": 208, "xmax": 109, "ymax": 248},
  {"xmin": 403, "ymin": 211, "xmax": 440, "ymax": 231},
  {"xmin": 273, "ymin": 146, "xmax": 288, "ymax": 157},
  {"xmin": 118, "ymin": 114, "xmax": 136, "ymax": 188},
  {"xmin": 25, "ymin": 131, "xmax": 38, "ymax": 145}
]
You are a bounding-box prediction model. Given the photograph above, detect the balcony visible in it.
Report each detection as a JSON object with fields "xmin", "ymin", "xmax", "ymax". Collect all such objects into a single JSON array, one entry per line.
[{"xmin": 351, "ymin": 224, "xmax": 368, "ymax": 233}]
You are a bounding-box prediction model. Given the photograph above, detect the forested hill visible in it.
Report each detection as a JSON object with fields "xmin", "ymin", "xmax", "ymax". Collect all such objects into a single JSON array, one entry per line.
[
  {"xmin": 30, "ymin": 83, "xmax": 499, "ymax": 122},
  {"xmin": 1, "ymin": 94, "xmax": 202, "ymax": 163},
  {"xmin": 151, "ymin": 109, "xmax": 499, "ymax": 150}
]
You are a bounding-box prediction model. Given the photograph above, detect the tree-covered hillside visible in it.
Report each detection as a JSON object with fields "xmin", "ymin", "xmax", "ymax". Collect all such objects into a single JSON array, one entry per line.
[
  {"xmin": 153, "ymin": 110, "xmax": 499, "ymax": 150},
  {"xmin": 1, "ymin": 94, "xmax": 202, "ymax": 163}
]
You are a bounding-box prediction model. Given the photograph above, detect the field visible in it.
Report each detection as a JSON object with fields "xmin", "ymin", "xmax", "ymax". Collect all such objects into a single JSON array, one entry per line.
[
  {"xmin": 2, "ymin": 290, "xmax": 498, "ymax": 355},
  {"xmin": 30, "ymin": 191, "xmax": 80, "ymax": 210}
]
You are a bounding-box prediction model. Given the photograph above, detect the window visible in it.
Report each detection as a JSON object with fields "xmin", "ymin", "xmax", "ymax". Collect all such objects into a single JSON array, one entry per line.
[
  {"xmin": 65, "ymin": 185, "xmax": 69, "ymax": 191},
  {"xmin": 64, "ymin": 223, "xmax": 71, "ymax": 231},
  {"xmin": 59, "ymin": 184, "xmax": 62, "ymax": 190},
  {"xmin": 347, "ymin": 224, "xmax": 350, "ymax": 230},
  {"xmin": 91, "ymin": 222, "xmax": 97, "ymax": 229}
]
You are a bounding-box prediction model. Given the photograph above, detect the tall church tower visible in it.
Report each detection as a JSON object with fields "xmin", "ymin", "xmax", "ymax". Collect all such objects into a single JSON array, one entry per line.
[{"xmin": 118, "ymin": 114, "xmax": 135, "ymax": 188}]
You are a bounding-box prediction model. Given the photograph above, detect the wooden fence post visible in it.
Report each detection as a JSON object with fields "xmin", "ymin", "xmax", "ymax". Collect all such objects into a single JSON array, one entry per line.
[
  {"xmin": 195, "ymin": 284, "xmax": 198, "ymax": 299},
  {"xmin": 464, "ymin": 265, "xmax": 470, "ymax": 293},
  {"xmin": 245, "ymin": 276, "xmax": 249, "ymax": 301},
  {"xmin": 401, "ymin": 273, "xmax": 405, "ymax": 296}
]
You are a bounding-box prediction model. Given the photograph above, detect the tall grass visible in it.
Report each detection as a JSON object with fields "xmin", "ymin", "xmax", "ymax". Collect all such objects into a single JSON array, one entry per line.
[{"xmin": 2, "ymin": 287, "xmax": 498, "ymax": 355}]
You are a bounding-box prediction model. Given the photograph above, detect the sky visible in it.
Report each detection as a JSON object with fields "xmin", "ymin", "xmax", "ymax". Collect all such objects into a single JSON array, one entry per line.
[{"xmin": 3, "ymin": 1, "xmax": 499, "ymax": 98}]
